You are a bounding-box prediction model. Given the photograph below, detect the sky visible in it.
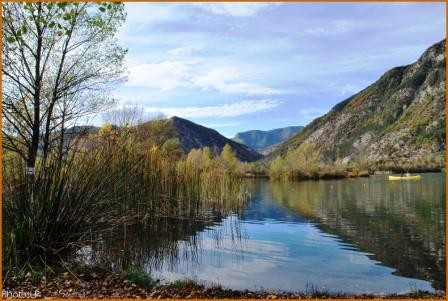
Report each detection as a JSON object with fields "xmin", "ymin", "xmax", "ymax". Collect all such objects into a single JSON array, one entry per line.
[{"xmin": 109, "ymin": 2, "xmax": 445, "ymax": 137}]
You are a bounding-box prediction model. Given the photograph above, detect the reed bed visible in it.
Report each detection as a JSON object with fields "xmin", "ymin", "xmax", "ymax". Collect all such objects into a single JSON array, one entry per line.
[{"xmin": 3, "ymin": 130, "xmax": 248, "ymax": 273}]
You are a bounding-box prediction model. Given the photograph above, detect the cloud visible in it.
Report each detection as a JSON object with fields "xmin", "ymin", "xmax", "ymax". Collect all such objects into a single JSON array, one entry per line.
[
  {"xmin": 305, "ymin": 20, "xmax": 354, "ymax": 36},
  {"xmin": 143, "ymin": 99, "xmax": 281, "ymax": 118},
  {"xmin": 127, "ymin": 61, "xmax": 282, "ymax": 96},
  {"xmin": 126, "ymin": 60, "xmax": 193, "ymax": 91},
  {"xmin": 192, "ymin": 3, "xmax": 280, "ymax": 17},
  {"xmin": 167, "ymin": 45, "xmax": 203, "ymax": 57},
  {"xmin": 192, "ymin": 67, "xmax": 282, "ymax": 95},
  {"xmin": 122, "ymin": 3, "xmax": 180, "ymax": 25},
  {"xmin": 203, "ymin": 122, "xmax": 241, "ymax": 128}
]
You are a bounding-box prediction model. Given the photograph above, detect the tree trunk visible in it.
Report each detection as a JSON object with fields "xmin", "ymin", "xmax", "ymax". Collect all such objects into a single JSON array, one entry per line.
[{"xmin": 28, "ymin": 3, "xmax": 43, "ymax": 170}]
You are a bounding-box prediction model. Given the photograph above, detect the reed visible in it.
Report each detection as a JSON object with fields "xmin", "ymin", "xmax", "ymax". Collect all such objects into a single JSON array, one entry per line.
[{"xmin": 3, "ymin": 128, "xmax": 248, "ymax": 273}]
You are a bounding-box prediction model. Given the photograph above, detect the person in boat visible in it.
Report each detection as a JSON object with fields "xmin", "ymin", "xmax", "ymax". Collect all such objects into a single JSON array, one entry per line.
[{"xmin": 400, "ymin": 170, "xmax": 411, "ymax": 177}]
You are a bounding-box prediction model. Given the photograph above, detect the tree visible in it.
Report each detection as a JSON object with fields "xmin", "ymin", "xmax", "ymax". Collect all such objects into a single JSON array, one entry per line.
[
  {"xmin": 269, "ymin": 156, "xmax": 285, "ymax": 180},
  {"xmin": 186, "ymin": 149, "xmax": 203, "ymax": 170},
  {"xmin": 135, "ymin": 116, "xmax": 175, "ymax": 148},
  {"xmin": 284, "ymin": 143, "xmax": 320, "ymax": 177},
  {"xmin": 98, "ymin": 122, "xmax": 117, "ymax": 148},
  {"xmin": 202, "ymin": 147, "xmax": 213, "ymax": 170},
  {"xmin": 103, "ymin": 105, "xmax": 144, "ymax": 128},
  {"xmin": 220, "ymin": 144, "xmax": 239, "ymax": 173},
  {"xmin": 162, "ymin": 138, "xmax": 183, "ymax": 159},
  {"xmin": 2, "ymin": 2, "xmax": 127, "ymax": 170}
]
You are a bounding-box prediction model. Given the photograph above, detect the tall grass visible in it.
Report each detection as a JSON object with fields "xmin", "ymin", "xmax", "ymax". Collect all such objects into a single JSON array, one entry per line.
[
  {"xmin": 3, "ymin": 143, "xmax": 141, "ymax": 271},
  {"xmin": 3, "ymin": 129, "xmax": 248, "ymax": 273}
]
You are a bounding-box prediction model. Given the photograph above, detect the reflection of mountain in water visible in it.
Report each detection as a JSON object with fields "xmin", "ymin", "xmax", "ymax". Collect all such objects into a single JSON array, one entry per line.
[
  {"xmin": 241, "ymin": 181, "xmax": 307, "ymax": 223},
  {"xmin": 263, "ymin": 174, "xmax": 445, "ymax": 291},
  {"xmin": 91, "ymin": 175, "xmax": 444, "ymax": 292}
]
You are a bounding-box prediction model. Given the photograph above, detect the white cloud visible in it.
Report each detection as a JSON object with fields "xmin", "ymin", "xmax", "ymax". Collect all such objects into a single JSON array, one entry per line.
[
  {"xmin": 305, "ymin": 20, "xmax": 354, "ymax": 36},
  {"xmin": 193, "ymin": 3, "xmax": 280, "ymax": 17},
  {"xmin": 127, "ymin": 60, "xmax": 193, "ymax": 91},
  {"xmin": 143, "ymin": 99, "xmax": 281, "ymax": 118},
  {"xmin": 203, "ymin": 122, "xmax": 241, "ymax": 128},
  {"xmin": 127, "ymin": 61, "xmax": 282, "ymax": 96},
  {"xmin": 167, "ymin": 45, "xmax": 203, "ymax": 57},
  {"xmin": 123, "ymin": 3, "xmax": 180, "ymax": 25},
  {"xmin": 192, "ymin": 67, "xmax": 282, "ymax": 95}
]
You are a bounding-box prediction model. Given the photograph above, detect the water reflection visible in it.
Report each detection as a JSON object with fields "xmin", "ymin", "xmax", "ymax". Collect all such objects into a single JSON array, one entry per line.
[
  {"xmin": 91, "ymin": 173, "xmax": 445, "ymax": 294},
  {"xmin": 267, "ymin": 174, "xmax": 445, "ymax": 291}
]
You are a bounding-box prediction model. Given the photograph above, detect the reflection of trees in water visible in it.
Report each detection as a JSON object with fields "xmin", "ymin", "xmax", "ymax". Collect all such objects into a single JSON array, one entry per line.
[
  {"xmin": 267, "ymin": 174, "xmax": 445, "ymax": 291},
  {"xmin": 90, "ymin": 197, "xmax": 248, "ymax": 274},
  {"xmin": 83, "ymin": 177, "xmax": 250, "ymax": 272}
]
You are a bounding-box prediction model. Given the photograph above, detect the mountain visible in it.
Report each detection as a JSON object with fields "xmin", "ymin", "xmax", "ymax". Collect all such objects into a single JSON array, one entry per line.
[
  {"xmin": 170, "ymin": 116, "xmax": 262, "ymax": 162},
  {"xmin": 269, "ymin": 40, "xmax": 446, "ymax": 165},
  {"xmin": 64, "ymin": 118, "xmax": 261, "ymax": 162},
  {"xmin": 232, "ymin": 126, "xmax": 303, "ymax": 155}
]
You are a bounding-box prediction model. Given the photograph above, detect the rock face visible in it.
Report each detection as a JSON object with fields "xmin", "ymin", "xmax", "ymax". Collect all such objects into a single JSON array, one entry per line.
[
  {"xmin": 269, "ymin": 40, "xmax": 446, "ymax": 164},
  {"xmin": 171, "ymin": 116, "xmax": 262, "ymax": 162},
  {"xmin": 232, "ymin": 126, "xmax": 303, "ymax": 155}
]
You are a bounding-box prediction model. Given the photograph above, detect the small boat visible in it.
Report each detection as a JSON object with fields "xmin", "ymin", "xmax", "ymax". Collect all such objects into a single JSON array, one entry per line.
[{"xmin": 388, "ymin": 175, "xmax": 421, "ymax": 181}]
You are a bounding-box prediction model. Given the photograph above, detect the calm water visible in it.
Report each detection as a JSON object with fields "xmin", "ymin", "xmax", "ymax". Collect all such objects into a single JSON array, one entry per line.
[{"xmin": 100, "ymin": 173, "xmax": 446, "ymax": 294}]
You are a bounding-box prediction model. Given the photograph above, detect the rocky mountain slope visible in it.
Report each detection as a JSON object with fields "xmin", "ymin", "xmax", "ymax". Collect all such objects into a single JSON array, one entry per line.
[
  {"xmin": 269, "ymin": 40, "xmax": 446, "ymax": 165},
  {"xmin": 232, "ymin": 126, "xmax": 303, "ymax": 155},
  {"xmin": 170, "ymin": 116, "xmax": 262, "ymax": 162}
]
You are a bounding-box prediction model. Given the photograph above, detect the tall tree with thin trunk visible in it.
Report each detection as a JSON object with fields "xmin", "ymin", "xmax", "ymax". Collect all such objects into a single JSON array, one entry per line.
[{"xmin": 2, "ymin": 2, "xmax": 127, "ymax": 170}]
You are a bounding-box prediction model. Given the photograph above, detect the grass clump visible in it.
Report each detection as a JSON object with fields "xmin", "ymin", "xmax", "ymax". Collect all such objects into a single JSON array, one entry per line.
[
  {"xmin": 171, "ymin": 278, "xmax": 202, "ymax": 290},
  {"xmin": 121, "ymin": 267, "xmax": 155, "ymax": 289}
]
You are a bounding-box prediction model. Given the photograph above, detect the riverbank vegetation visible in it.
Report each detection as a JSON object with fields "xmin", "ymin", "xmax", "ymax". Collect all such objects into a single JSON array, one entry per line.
[
  {"xmin": 2, "ymin": 1, "xmax": 248, "ymax": 281},
  {"xmin": 3, "ymin": 123, "xmax": 249, "ymax": 273},
  {"xmin": 267, "ymin": 143, "xmax": 444, "ymax": 180}
]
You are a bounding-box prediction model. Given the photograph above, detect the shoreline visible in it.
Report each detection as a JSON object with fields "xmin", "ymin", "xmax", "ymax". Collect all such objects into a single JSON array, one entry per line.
[
  {"xmin": 242, "ymin": 168, "xmax": 444, "ymax": 180},
  {"xmin": 3, "ymin": 271, "xmax": 444, "ymax": 299}
]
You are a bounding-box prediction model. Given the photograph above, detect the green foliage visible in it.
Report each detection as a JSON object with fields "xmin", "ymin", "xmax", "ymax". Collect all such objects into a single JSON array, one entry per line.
[
  {"xmin": 171, "ymin": 278, "xmax": 201, "ymax": 289},
  {"xmin": 220, "ymin": 144, "xmax": 240, "ymax": 173},
  {"xmin": 3, "ymin": 2, "xmax": 125, "ymax": 43},
  {"xmin": 162, "ymin": 138, "xmax": 183, "ymax": 159},
  {"xmin": 269, "ymin": 143, "xmax": 321, "ymax": 180},
  {"xmin": 269, "ymin": 156, "xmax": 285, "ymax": 180},
  {"xmin": 2, "ymin": 2, "xmax": 127, "ymax": 167},
  {"xmin": 29, "ymin": 267, "xmax": 45, "ymax": 285},
  {"xmin": 121, "ymin": 267, "xmax": 155, "ymax": 289}
]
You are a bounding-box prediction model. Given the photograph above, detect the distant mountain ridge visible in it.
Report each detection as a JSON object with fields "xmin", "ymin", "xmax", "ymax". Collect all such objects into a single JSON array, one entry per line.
[
  {"xmin": 268, "ymin": 40, "xmax": 446, "ymax": 164},
  {"xmin": 170, "ymin": 116, "xmax": 262, "ymax": 162},
  {"xmin": 64, "ymin": 117, "xmax": 262, "ymax": 162},
  {"xmin": 232, "ymin": 126, "xmax": 303, "ymax": 155}
]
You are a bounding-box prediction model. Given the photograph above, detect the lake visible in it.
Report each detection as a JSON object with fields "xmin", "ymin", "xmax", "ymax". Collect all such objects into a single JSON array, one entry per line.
[{"xmin": 98, "ymin": 173, "xmax": 445, "ymax": 294}]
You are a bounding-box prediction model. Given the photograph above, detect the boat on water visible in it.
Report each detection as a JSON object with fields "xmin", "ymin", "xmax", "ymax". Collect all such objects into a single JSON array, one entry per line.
[{"xmin": 388, "ymin": 175, "xmax": 421, "ymax": 180}]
